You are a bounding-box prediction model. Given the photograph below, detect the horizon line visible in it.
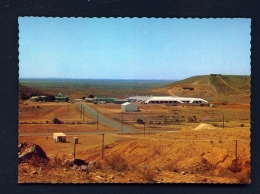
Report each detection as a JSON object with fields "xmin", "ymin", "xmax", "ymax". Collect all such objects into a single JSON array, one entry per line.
[{"xmin": 19, "ymin": 77, "xmax": 179, "ymax": 80}]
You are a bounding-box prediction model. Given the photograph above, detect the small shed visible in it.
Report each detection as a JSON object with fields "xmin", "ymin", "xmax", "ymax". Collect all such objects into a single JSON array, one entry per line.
[
  {"xmin": 55, "ymin": 93, "xmax": 69, "ymax": 102},
  {"xmin": 121, "ymin": 102, "xmax": 138, "ymax": 112},
  {"xmin": 53, "ymin": 133, "xmax": 66, "ymax": 143},
  {"xmin": 30, "ymin": 96, "xmax": 39, "ymax": 102}
]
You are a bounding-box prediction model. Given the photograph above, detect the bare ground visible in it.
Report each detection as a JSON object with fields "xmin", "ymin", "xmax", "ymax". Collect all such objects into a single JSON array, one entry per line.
[{"xmin": 18, "ymin": 100, "xmax": 250, "ymax": 184}]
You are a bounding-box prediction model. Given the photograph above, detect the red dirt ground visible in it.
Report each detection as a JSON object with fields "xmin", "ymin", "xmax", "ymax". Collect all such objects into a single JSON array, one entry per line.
[{"xmin": 18, "ymin": 101, "xmax": 250, "ymax": 183}]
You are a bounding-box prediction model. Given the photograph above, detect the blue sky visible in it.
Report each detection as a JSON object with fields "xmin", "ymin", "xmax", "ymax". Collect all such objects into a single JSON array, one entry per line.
[{"xmin": 18, "ymin": 17, "xmax": 251, "ymax": 80}]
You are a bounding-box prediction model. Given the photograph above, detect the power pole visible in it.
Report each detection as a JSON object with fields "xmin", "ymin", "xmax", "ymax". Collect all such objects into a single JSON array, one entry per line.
[
  {"xmin": 74, "ymin": 140, "xmax": 76, "ymax": 159},
  {"xmin": 235, "ymin": 140, "xmax": 237, "ymax": 173},
  {"xmin": 121, "ymin": 112, "xmax": 123, "ymax": 134},
  {"xmin": 144, "ymin": 121, "xmax": 146, "ymax": 137},
  {"xmin": 102, "ymin": 134, "xmax": 104, "ymax": 160},
  {"xmin": 83, "ymin": 107, "xmax": 84, "ymax": 123},
  {"xmin": 97, "ymin": 111, "xmax": 99, "ymax": 130},
  {"xmin": 80, "ymin": 105, "xmax": 82, "ymax": 118},
  {"xmin": 222, "ymin": 112, "xmax": 225, "ymax": 128}
]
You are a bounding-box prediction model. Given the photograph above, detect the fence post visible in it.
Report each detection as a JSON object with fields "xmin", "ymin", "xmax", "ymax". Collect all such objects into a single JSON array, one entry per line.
[
  {"xmin": 144, "ymin": 122, "xmax": 146, "ymax": 137},
  {"xmin": 80, "ymin": 105, "xmax": 82, "ymax": 118},
  {"xmin": 83, "ymin": 107, "xmax": 84, "ymax": 123},
  {"xmin": 235, "ymin": 140, "xmax": 237, "ymax": 173},
  {"xmin": 97, "ymin": 111, "xmax": 99, "ymax": 130},
  {"xmin": 102, "ymin": 134, "xmax": 104, "ymax": 160},
  {"xmin": 74, "ymin": 141, "xmax": 76, "ymax": 159},
  {"xmin": 121, "ymin": 112, "xmax": 123, "ymax": 134},
  {"xmin": 222, "ymin": 112, "xmax": 225, "ymax": 128}
]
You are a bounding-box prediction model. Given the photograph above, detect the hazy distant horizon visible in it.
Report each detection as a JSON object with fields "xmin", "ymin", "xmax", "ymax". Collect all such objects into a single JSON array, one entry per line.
[
  {"xmin": 19, "ymin": 77, "xmax": 179, "ymax": 81},
  {"xmin": 19, "ymin": 73, "xmax": 250, "ymax": 81}
]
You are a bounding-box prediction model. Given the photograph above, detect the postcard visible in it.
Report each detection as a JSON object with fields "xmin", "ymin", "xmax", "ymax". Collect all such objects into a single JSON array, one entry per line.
[{"xmin": 18, "ymin": 17, "xmax": 251, "ymax": 183}]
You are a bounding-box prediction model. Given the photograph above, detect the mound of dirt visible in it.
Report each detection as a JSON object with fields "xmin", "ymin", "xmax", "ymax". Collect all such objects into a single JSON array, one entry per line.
[
  {"xmin": 193, "ymin": 123, "xmax": 217, "ymax": 130},
  {"xmin": 174, "ymin": 156, "xmax": 216, "ymax": 174}
]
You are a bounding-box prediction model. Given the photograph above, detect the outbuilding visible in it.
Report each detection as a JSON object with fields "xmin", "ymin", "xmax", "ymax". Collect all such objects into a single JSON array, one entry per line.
[
  {"xmin": 55, "ymin": 93, "xmax": 69, "ymax": 102},
  {"xmin": 121, "ymin": 102, "xmax": 138, "ymax": 112},
  {"xmin": 53, "ymin": 133, "xmax": 66, "ymax": 143},
  {"xmin": 30, "ymin": 96, "xmax": 39, "ymax": 102}
]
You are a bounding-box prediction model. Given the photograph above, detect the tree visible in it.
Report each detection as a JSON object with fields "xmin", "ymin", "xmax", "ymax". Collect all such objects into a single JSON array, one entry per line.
[
  {"xmin": 20, "ymin": 93, "xmax": 29, "ymax": 100},
  {"xmin": 30, "ymin": 93, "xmax": 38, "ymax": 97},
  {"xmin": 53, "ymin": 118, "xmax": 62, "ymax": 124},
  {"xmin": 88, "ymin": 94, "xmax": 94, "ymax": 98},
  {"xmin": 137, "ymin": 118, "xmax": 144, "ymax": 124},
  {"xmin": 46, "ymin": 95, "xmax": 55, "ymax": 102}
]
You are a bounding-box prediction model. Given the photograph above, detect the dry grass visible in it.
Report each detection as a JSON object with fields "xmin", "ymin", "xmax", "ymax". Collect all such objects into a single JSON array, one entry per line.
[
  {"xmin": 104, "ymin": 152, "xmax": 128, "ymax": 171},
  {"xmin": 152, "ymin": 145, "xmax": 163, "ymax": 155},
  {"xmin": 141, "ymin": 167, "xmax": 156, "ymax": 182},
  {"xmin": 235, "ymin": 170, "xmax": 251, "ymax": 184},
  {"xmin": 26, "ymin": 154, "xmax": 49, "ymax": 167}
]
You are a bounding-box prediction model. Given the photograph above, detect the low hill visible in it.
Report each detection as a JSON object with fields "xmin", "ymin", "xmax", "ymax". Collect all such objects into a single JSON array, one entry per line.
[{"xmin": 152, "ymin": 75, "xmax": 250, "ymax": 103}]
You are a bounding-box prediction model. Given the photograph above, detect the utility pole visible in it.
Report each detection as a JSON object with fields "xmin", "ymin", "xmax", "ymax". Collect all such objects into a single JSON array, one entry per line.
[
  {"xmin": 80, "ymin": 105, "xmax": 82, "ymax": 118},
  {"xmin": 121, "ymin": 112, "xmax": 123, "ymax": 134},
  {"xmin": 68, "ymin": 89, "xmax": 70, "ymax": 110},
  {"xmin": 97, "ymin": 111, "xmax": 99, "ymax": 130},
  {"xmin": 82, "ymin": 107, "xmax": 84, "ymax": 123},
  {"xmin": 102, "ymin": 134, "xmax": 104, "ymax": 160},
  {"xmin": 235, "ymin": 140, "xmax": 237, "ymax": 173},
  {"xmin": 143, "ymin": 121, "xmax": 146, "ymax": 137},
  {"xmin": 222, "ymin": 112, "xmax": 225, "ymax": 128},
  {"xmin": 73, "ymin": 140, "xmax": 76, "ymax": 159}
]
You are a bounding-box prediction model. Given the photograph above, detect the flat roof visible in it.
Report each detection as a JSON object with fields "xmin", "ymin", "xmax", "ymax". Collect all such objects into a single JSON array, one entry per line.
[{"xmin": 53, "ymin": 132, "xmax": 66, "ymax": 136}]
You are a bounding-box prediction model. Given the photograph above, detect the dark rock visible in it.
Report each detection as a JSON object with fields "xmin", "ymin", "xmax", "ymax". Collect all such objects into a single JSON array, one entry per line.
[
  {"xmin": 18, "ymin": 142, "xmax": 27, "ymax": 153},
  {"xmin": 18, "ymin": 143, "xmax": 49, "ymax": 164},
  {"xmin": 73, "ymin": 158, "xmax": 88, "ymax": 166}
]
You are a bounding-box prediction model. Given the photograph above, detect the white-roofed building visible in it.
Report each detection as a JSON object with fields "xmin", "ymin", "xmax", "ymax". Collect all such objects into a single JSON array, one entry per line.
[
  {"xmin": 121, "ymin": 102, "xmax": 138, "ymax": 112},
  {"xmin": 53, "ymin": 132, "xmax": 66, "ymax": 143}
]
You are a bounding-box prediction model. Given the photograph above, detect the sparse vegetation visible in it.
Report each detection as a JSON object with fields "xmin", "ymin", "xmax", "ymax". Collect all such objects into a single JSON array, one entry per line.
[
  {"xmin": 153, "ymin": 145, "xmax": 163, "ymax": 155},
  {"xmin": 18, "ymin": 76, "xmax": 250, "ymax": 183},
  {"xmin": 141, "ymin": 167, "xmax": 156, "ymax": 182},
  {"xmin": 104, "ymin": 152, "xmax": 128, "ymax": 171}
]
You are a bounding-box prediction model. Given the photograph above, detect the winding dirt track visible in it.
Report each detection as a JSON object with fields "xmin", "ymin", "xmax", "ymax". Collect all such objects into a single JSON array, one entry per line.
[{"xmin": 217, "ymin": 76, "xmax": 241, "ymax": 92}]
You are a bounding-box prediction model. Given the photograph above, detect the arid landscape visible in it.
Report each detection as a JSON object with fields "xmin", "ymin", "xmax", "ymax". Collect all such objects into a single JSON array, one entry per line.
[{"xmin": 18, "ymin": 75, "xmax": 251, "ymax": 183}]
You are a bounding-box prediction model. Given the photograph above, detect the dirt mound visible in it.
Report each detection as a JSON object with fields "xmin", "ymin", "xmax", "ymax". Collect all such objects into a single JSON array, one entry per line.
[
  {"xmin": 193, "ymin": 123, "xmax": 217, "ymax": 130},
  {"xmin": 174, "ymin": 156, "xmax": 216, "ymax": 174},
  {"xmin": 18, "ymin": 142, "xmax": 49, "ymax": 164}
]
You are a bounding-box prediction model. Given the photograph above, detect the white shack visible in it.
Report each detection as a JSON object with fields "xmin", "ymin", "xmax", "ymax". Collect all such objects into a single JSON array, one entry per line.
[
  {"xmin": 53, "ymin": 133, "xmax": 66, "ymax": 143},
  {"xmin": 121, "ymin": 102, "xmax": 138, "ymax": 112}
]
